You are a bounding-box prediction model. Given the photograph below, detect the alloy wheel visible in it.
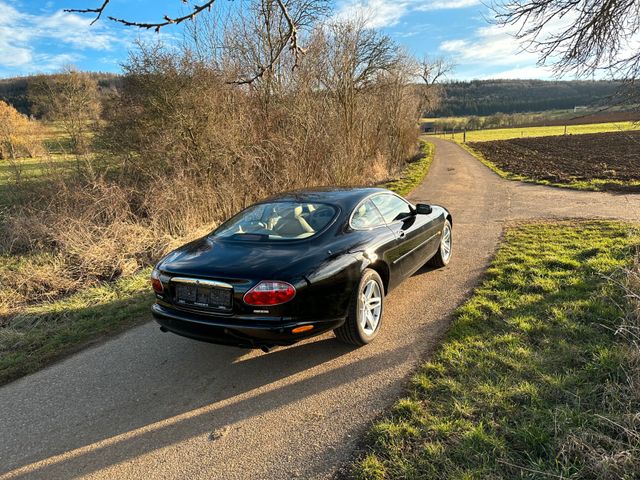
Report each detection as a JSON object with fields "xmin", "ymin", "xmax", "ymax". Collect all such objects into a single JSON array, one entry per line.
[
  {"xmin": 360, "ymin": 279, "xmax": 382, "ymax": 335},
  {"xmin": 441, "ymin": 223, "xmax": 452, "ymax": 261}
]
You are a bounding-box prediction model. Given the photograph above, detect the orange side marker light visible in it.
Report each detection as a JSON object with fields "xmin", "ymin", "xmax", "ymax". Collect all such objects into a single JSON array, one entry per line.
[{"xmin": 292, "ymin": 325, "xmax": 314, "ymax": 334}]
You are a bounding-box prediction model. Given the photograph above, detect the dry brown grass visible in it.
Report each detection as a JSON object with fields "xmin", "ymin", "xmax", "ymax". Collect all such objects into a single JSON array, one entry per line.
[{"xmin": 0, "ymin": 177, "xmax": 169, "ymax": 313}]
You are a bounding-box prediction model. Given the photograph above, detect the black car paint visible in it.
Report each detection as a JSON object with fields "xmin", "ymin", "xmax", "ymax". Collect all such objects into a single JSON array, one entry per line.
[{"xmin": 152, "ymin": 187, "xmax": 451, "ymax": 348}]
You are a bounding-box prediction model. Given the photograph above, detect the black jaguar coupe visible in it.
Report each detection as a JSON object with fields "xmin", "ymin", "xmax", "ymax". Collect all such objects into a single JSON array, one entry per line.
[{"xmin": 151, "ymin": 187, "xmax": 452, "ymax": 350}]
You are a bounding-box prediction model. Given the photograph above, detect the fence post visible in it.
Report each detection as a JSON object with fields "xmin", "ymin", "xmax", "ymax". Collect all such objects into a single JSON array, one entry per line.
[
  {"xmin": 463, "ymin": 129, "xmax": 466, "ymax": 143},
  {"xmin": 564, "ymin": 125, "xmax": 567, "ymax": 135}
]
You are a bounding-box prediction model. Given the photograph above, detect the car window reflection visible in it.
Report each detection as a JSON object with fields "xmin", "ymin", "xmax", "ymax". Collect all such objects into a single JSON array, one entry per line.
[
  {"xmin": 213, "ymin": 202, "xmax": 337, "ymax": 241},
  {"xmin": 371, "ymin": 194, "xmax": 413, "ymax": 223}
]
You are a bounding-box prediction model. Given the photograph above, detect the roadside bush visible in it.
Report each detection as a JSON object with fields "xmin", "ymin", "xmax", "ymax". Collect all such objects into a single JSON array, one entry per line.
[
  {"xmin": 96, "ymin": 18, "xmax": 421, "ymax": 236},
  {"xmin": 0, "ymin": 100, "xmax": 44, "ymax": 161}
]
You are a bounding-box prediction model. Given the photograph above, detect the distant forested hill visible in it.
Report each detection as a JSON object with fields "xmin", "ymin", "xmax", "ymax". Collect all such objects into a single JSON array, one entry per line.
[
  {"xmin": 434, "ymin": 79, "xmax": 625, "ymax": 117},
  {"xmin": 0, "ymin": 74, "xmax": 626, "ymax": 119},
  {"xmin": 0, "ymin": 73, "xmax": 121, "ymax": 116}
]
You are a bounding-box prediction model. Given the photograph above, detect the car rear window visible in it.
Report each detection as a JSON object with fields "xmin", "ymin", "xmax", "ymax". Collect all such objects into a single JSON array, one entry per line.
[{"xmin": 213, "ymin": 201, "xmax": 338, "ymax": 240}]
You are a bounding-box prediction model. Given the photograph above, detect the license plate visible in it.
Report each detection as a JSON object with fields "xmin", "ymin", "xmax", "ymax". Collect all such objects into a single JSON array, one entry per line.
[{"xmin": 174, "ymin": 284, "xmax": 232, "ymax": 309}]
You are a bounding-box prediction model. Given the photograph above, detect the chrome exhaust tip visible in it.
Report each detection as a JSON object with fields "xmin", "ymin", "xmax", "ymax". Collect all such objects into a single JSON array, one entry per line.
[{"xmin": 159, "ymin": 326, "xmax": 169, "ymax": 333}]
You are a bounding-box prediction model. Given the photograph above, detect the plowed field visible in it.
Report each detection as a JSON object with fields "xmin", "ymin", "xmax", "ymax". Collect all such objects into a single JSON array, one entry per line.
[{"xmin": 469, "ymin": 130, "xmax": 640, "ymax": 191}]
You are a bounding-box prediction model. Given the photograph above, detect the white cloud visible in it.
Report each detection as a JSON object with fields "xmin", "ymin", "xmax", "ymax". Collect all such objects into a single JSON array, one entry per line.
[
  {"xmin": 0, "ymin": 1, "xmax": 119, "ymax": 75},
  {"xmin": 38, "ymin": 10, "xmax": 118, "ymax": 50},
  {"xmin": 335, "ymin": 0, "xmax": 482, "ymax": 28},
  {"xmin": 479, "ymin": 65, "xmax": 555, "ymax": 80},
  {"xmin": 335, "ymin": 0, "xmax": 413, "ymax": 28},
  {"xmin": 438, "ymin": 22, "xmax": 559, "ymax": 79},
  {"xmin": 438, "ymin": 9, "xmax": 638, "ymax": 79},
  {"xmin": 417, "ymin": 0, "xmax": 481, "ymax": 11},
  {"xmin": 441, "ymin": 24, "xmax": 541, "ymax": 66}
]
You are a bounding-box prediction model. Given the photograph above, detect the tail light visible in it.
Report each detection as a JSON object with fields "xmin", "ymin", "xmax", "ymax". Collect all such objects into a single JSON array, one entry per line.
[
  {"xmin": 150, "ymin": 268, "xmax": 164, "ymax": 293},
  {"xmin": 243, "ymin": 281, "xmax": 296, "ymax": 306}
]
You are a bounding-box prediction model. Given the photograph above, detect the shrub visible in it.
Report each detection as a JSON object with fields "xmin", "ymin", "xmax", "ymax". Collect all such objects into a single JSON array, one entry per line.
[{"xmin": 0, "ymin": 100, "xmax": 44, "ymax": 161}]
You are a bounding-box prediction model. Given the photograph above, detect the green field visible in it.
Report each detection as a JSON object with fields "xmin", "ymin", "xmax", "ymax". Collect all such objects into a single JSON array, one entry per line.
[
  {"xmin": 433, "ymin": 121, "xmax": 640, "ymax": 143},
  {"xmin": 352, "ymin": 221, "xmax": 640, "ymax": 479},
  {"xmin": 0, "ymin": 122, "xmax": 87, "ymax": 205}
]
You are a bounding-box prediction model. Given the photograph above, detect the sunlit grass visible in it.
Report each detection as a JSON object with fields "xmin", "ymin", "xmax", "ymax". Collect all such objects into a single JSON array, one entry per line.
[
  {"xmin": 0, "ymin": 121, "xmax": 85, "ymax": 204},
  {"xmin": 352, "ymin": 221, "xmax": 640, "ymax": 479},
  {"xmin": 0, "ymin": 268, "xmax": 152, "ymax": 385},
  {"xmin": 384, "ymin": 142, "xmax": 434, "ymax": 196},
  {"xmin": 0, "ymin": 120, "xmax": 111, "ymax": 206},
  {"xmin": 436, "ymin": 121, "xmax": 640, "ymax": 143}
]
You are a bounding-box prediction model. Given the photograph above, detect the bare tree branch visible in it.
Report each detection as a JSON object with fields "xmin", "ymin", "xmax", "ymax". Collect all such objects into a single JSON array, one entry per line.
[
  {"xmin": 275, "ymin": 0, "xmax": 306, "ymax": 69},
  {"xmin": 66, "ymin": 0, "xmax": 310, "ymax": 83},
  {"xmin": 67, "ymin": 1, "xmax": 217, "ymax": 32},
  {"xmin": 493, "ymin": 0, "xmax": 640, "ymax": 79},
  {"xmin": 65, "ymin": 0, "xmax": 111, "ymax": 25},
  {"xmin": 107, "ymin": 1, "xmax": 217, "ymax": 33},
  {"xmin": 419, "ymin": 56, "xmax": 455, "ymax": 85}
]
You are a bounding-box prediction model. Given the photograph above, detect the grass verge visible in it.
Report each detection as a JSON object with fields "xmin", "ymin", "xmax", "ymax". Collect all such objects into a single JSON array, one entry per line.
[
  {"xmin": 351, "ymin": 220, "xmax": 640, "ymax": 479},
  {"xmin": 459, "ymin": 142, "xmax": 640, "ymax": 192},
  {"xmin": 0, "ymin": 270, "xmax": 152, "ymax": 385},
  {"xmin": 384, "ymin": 141, "xmax": 434, "ymax": 196}
]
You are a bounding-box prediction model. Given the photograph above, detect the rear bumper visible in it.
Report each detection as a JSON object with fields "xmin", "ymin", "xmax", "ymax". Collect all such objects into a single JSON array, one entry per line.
[{"xmin": 151, "ymin": 303, "xmax": 344, "ymax": 348}]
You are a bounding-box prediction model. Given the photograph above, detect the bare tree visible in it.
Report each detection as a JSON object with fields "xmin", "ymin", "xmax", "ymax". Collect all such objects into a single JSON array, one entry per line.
[
  {"xmin": 494, "ymin": 0, "xmax": 640, "ymax": 81},
  {"xmin": 378, "ymin": 56, "xmax": 424, "ymax": 165},
  {"xmin": 318, "ymin": 19, "xmax": 401, "ymax": 137},
  {"xmin": 419, "ymin": 56, "xmax": 455, "ymax": 85},
  {"xmin": 66, "ymin": 0, "xmax": 315, "ymax": 84},
  {"xmin": 417, "ymin": 55, "xmax": 455, "ymax": 115},
  {"xmin": 30, "ymin": 67, "xmax": 101, "ymax": 154},
  {"xmin": 220, "ymin": 0, "xmax": 328, "ymax": 111}
]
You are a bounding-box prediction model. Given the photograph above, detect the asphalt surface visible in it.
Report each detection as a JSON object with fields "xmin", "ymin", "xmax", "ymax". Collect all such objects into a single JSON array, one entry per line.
[{"xmin": 1, "ymin": 138, "xmax": 638, "ymax": 480}]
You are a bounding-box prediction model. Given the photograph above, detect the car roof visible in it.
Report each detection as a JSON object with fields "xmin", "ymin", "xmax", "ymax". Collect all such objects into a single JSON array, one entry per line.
[{"xmin": 262, "ymin": 187, "xmax": 393, "ymax": 209}]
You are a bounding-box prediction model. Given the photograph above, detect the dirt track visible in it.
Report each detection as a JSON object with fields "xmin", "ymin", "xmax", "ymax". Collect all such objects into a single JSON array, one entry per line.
[{"xmin": 0, "ymin": 138, "xmax": 638, "ymax": 480}]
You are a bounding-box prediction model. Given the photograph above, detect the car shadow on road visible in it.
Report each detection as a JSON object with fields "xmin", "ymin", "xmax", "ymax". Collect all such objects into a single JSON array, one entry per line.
[
  {"xmin": 2, "ymin": 328, "xmax": 413, "ymax": 479},
  {"xmin": 412, "ymin": 263, "xmax": 439, "ymax": 277}
]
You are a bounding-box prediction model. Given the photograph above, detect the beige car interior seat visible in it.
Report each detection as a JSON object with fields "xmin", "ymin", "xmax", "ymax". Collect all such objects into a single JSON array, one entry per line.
[{"xmin": 274, "ymin": 206, "xmax": 314, "ymax": 237}]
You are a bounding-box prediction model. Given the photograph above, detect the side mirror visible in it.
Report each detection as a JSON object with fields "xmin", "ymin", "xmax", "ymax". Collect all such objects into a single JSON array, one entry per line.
[{"xmin": 415, "ymin": 203, "xmax": 432, "ymax": 215}]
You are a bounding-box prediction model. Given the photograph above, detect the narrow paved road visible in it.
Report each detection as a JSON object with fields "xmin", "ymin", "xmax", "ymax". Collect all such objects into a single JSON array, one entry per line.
[{"xmin": 1, "ymin": 139, "xmax": 638, "ymax": 480}]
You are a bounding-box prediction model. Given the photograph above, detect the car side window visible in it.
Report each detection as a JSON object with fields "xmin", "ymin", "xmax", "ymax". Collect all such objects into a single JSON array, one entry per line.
[
  {"xmin": 371, "ymin": 194, "xmax": 413, "ymax": 224},
  {"xmin": 351, "ymin": 199, "xmax": 386, "ymax": 229}
]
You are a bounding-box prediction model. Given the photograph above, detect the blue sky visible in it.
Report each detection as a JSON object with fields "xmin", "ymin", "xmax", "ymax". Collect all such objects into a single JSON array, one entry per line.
[{"xmin": 0, "ymin": 0, "xmax": 557, "ymax": 79}]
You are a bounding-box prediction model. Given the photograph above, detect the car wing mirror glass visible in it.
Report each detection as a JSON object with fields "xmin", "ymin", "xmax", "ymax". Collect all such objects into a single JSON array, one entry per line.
[{"xmin": 415, "ymin": 203, "xmax": 432, "ymax": 215}]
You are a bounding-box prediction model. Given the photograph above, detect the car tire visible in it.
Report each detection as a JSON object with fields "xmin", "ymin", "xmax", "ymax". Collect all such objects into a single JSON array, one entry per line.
[
  {"xmin": 428, "ymin": 219, "xmax": 452, "ymax": 268},
  {"xmin": 334, "ymin": 269, "xmax": 385, "ymax": 346}
]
